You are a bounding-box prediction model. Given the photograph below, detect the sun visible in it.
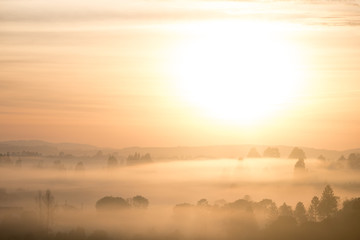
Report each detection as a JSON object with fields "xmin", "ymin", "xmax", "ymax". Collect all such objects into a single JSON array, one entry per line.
[{"xmin": 171, "ymin": 21, "xmax": 304, "ymax": 125}]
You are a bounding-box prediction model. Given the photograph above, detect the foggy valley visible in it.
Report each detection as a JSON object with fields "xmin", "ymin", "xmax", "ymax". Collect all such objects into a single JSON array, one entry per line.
[
  {"xmin": 2, "ymin": 0, "xmax": 360, "ymax": 239},
  {"xmin": 1, "ymin": 141, "xmax": 360, "ymax": 240}
]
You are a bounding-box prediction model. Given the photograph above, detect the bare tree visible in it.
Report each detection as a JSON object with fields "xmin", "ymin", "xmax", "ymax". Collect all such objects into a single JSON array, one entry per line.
[
  {"xmin": 35, "ymin": 190, "xmax": 43, "ymax": 224},
  {"xmin": 42, "ymin": 189, "xmax": 55, "ymax": 232}
]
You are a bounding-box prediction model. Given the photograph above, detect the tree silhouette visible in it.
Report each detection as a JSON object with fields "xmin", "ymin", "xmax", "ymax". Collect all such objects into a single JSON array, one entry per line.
[
  {"xmin": 348, "ymin": 153, "xmax": 360, "ymax": 169},
  {"xmin": 107, "ymin": 155, "xmax": 118, "ymax": 168},
  {"xmin": 279, "ymin": 202, "xmax": 293, "ymax": 217},
  {"xmin": 197, "ymin": 198, "xmax": 209, "ymax": 207},
  {"xmin": 263, "ymin": 147, "xmax": 280, "ymax": 158},
  {"xmin": 294, "ymin": 158, "xmax": 305, "ymax": 168},
  {"xmin": 42, "ymin": 189, "xmax": 55, "ymax": 232},
  {"xmin": 294, "ymin": 158, "xmax": 306, "ymax": 176},
  {"xmin": 35, "ymin": 191, "xmax": 43, "ymax": 224},
  {"xmin": 131, "ymin": 195, "xmax": 149, "ymax": 209},
  {"xmin": 53, "ymin": 160, "xmax": 66, "ymax": 171},
  {"xmin": 288, "ymin": 147, "xmax": 306, "ymax": 159},
  {"xmin": 256, "ymin": 199, "xmax": 278, "ymax": 222},
  {"xmin": 308, "ymin": 196, "xmax": 320, "ymax": 222},
  {"xmin": 93, "ymin": 150, "xmax": 103, "ymax": 158},
  {"xmin": 96, "ymin": 196, "xmax": 130, "ymax": 211},
  {"xmin": 226, "ymin": 199, "xmax": 253, "ymax": 212},
  {"xmin": 127, "ymin": 152, "xmax": 152, "ymax": 165},
  {"xmin": 318, "ymin": 185, "xmax": 338, "ymax": 220},
  {"xmin": 267, "ymin": 202, "xmax": 279, "ymax": 222},
  {"xmin": 247, "ymin": 148, "xmax": 261, "ymax": 158},
  {"xmin": 338, "ymin": 197, "xmax": 360, "ymax": 230},
  {"xmin": 338, "ymin": 155, "xmax": 346, "ymax": 161},
  {"xmin": 294, "ymin": 202, "xmax": 307, "ymax": 224}
]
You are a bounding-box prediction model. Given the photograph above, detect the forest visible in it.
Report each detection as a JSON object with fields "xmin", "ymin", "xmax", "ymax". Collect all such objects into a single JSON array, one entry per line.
[{"xmin": 0, "ymin": 185, "xmax": 360, "ymax": 240}]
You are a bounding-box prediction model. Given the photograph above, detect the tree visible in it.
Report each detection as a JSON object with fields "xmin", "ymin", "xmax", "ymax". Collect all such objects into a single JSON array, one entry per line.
[
  {"xmin": 141, "ymin": 153, "xmax": 152, "ymax": 161},
  {"xmin": 338, "ymin": 197, "xmax": 360, "ymax": 227},
  {"xmin": 214, "ymin": 199, "xmax": 227, "ymax": 207},
  {"xmin": 295, "ymin": 158, "xmax": 305, "ymax": 169},
  {"xmin": 95, "ymin": 196, "xmax": 129, "ymax": 211},
  {"xmin": 107, "ymin": 155, "xmax": 118, "ymax": 168},
  {"xmin": 35, "ymin": 191, "xmax": 43, "ymax": 223},
  {"xmin": 247, "ymin": 148, "xmax": 261, "ymax": 158},
  {"xmin": 257, "ymin": 199, "xmax": 278, "ymax": 222},
  {"xmin": 267, "ymin": 202, "xmax": 279, "ymax": 222},
  {"xmin": 226, "ymin": 199, "xmax": 253, "ymax": 212},
  {"xmin": 263, "ymin": 147, "xmax": 280, "ymax": 158},
  {"xmin": 131, "ymin": 195, "xmax": 149, "ymax": 209},
  {"xmin": 294, "ymin": 202, "xmax": 307, "ymax": 224},
  {"xmin": 294, "ymin": 158, "xmax": 306, "ymax": 176},
  {"xmin": 289, "ymin": 147, "xmax": 306, "ymax": 159},
  {"xmin": 93, "ymin": 150, "xmax": 103, "ymax": 158},
  {"xmin": 279, "ymin": 202, "xmax": 293, "ymax": 217},
  {"xmin": 42, "ymin": 189, "xmax": 55, "ymax": 231},
  {"xmin": 318, "ymin": 185, "xmax": 338, "ymax": 220},
  {"xmin": 75, "ymin": 161, "xmax": 85, "ymax": 171},
  {"xmin": 197, "ymin": 198, "xmax": 209, "ymax": 207},
  {"xmin": 53, "ymin": 160, "xmax": 66, "ymax": 171},
  {"xmin": 308, "ymin": 196, "xmax": 320, "ymax": 222},
  {"xmin": 127, "ymin": 152, "xmax": 152, "ymax": 165},
  {"xmin": 348, "ymin": 153, "xmax": 360, "ymax": 169}
]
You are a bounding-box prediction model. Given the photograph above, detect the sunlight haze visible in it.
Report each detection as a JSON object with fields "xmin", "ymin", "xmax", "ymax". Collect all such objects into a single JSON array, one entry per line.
[
  {"xmin": 1, "ymin": 0, "xmax": 360, "ymax": 149},
  {"xmin": 1, "ymin": 1, "xmax": 360, "ymax": 240}
]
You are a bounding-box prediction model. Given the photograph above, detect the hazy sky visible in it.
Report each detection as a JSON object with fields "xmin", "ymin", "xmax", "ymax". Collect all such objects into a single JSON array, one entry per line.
[{"xmin": 1, "ymin": 0, "xmax": 360, "ymax": 150}]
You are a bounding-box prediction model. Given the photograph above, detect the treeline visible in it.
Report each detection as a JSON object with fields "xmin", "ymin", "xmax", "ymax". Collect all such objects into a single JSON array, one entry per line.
[
  {"xmin": 0, "ymin": 152, "xmax": 153, "ymax": 171},
  {"xmin": 107, "ymin": 153, "xmax": 152, "ymax": 168},
  {"xmin": 174, "ymin": 185, "xmax": 338, "ymax": 224},
  {"xmin": 1, "ymin": 186, "xmax": 360, "ymax": 240},
  {"xmin": 337, "ymin": 153, "xmax": 360, "ymax": 169},
  {"xmin": 0, "ymin": 151, "xmax": 42, "ymax": 157},
  {"xmin": 95, "ymin": 195, "xmax": 149, "ymax": 211},
  {"xmin": 170, "ymin": 185, "xmax": 360, "ymax": 240}
]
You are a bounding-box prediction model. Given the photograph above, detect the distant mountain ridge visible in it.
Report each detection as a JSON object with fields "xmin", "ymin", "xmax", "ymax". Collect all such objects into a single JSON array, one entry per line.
[{"xmin": 0, "ymin": 140, "xmax": 359, "ymax": 160}]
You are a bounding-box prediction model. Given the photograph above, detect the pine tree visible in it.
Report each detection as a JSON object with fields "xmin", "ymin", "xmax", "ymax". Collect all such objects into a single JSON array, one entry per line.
[
  {"xmin": 318, "ymin": 185, "xmax": 338, "ymax": 220},
  {"xmin": 294, "ymin": 202, "xmax": 307, "ymax": 224},
  {"xmin": 279, "ymin": 202, "xmax": 293, "ymax": 217},
  {"xmin": 308, "ymin": 196, "xmax": 320, "ymax": 222},
  {"xmin": 267, "ymin": 202, "xmax": 279, "ymax": 222}
]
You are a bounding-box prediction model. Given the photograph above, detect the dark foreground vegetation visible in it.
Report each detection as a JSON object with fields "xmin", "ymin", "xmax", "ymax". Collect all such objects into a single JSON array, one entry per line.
[{"xmin": 1, "ymin": 185, "xmax": 360, "ymax": 240}]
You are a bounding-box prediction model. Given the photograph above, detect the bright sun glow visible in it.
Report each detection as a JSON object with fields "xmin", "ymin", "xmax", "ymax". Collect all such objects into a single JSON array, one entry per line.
[{"xmin": 172, "ymin": 21, "xmax": 304, "ymax": 125}]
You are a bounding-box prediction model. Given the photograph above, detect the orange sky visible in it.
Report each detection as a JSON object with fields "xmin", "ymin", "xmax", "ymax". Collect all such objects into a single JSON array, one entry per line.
[{"xmin": 1, "ymin": 0, "xmax": 360, "ymax": 150}]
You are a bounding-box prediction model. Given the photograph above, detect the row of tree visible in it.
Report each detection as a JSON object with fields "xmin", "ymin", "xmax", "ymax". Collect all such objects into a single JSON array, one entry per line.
[
  {"xmin": 246, "ymin": 147, "xmax": 306, "ymax": 159},
  {"xmin": 95, "ymin": 195, "xmax": 149, "ymax": 211},
  {"xmin": 107, "ymin": 153, "xmax": 152, "ymax": 168},
  {"xmin": 0, "ymin": 151, "xmax": 42, "ymax": 157},
  {"xmin": 338, "ymin": 153, "xmax": 360, "ymax": 169},
  {"xmin": 1, "ymin": 185, "xmax": 359, "ymax": 240},
  {"xmin": 174, "ymin": 185, "xmax": 339, "ymax": 225}
]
